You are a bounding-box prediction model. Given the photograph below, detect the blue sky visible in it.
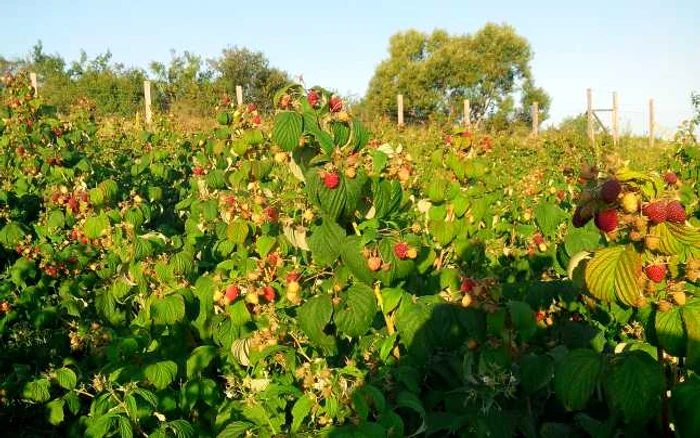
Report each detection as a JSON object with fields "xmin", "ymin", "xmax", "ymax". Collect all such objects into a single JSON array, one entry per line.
[{"xmin": 2, "ymin": 0, "xmax": 699, "ymax": 135}]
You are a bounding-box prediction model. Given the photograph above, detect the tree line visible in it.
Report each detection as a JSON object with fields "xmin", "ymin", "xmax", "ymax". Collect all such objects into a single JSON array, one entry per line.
[{"xmin": 1, "ymin": 23, "xmax": 550, "ymax": 129}]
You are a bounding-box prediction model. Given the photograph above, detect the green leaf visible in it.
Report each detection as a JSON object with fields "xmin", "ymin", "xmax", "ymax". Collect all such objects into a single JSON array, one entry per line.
[
  {"xmin": 508, "ymin": 301, "xmax": 537, "ymax": 341},
  {"xmin": 47, "ymin": 210, "xmax": 65, "ymax": 228},
  {"xmin": 334, "ymin": 284, "xmax": 378, "ymax": 337},
  {"xmin": 46, "ymin": 399, "xmax": 65, "ymax": 425},
  {"xmin": 683, "ymin": 300, "xmax": 700, "ymax": 372},
  {"xmin": 297, "ymin": 294, "xmax": 336, "ymax": 353},
  {"xmin": 554, "ymin": 349, "xmax": 605, "ymax": 411},
  {"xmin": 273, "ymin": 111, "xmax": 303, "ymax": 151},
  {"xmin": 351, "ymin": 389, "xmax": 369, "ymax": 420},
  {"xmin": 585, "ymin": 246, "xmax": 641, "ymax": 306},
  {"xmin": 308, "ymin": 220, "xmax": 345, "ymax": 266},
  {"xmin": 520, "ymin": 354, "xmax": 554, "ymax": 394},
  {"xmin": 226, "ymin": 220, "xmax": 249, "ymax": 245},
  {"xmin": 655, "ymin": 305, "xmax": 686, "ymax": 357},
  {"xmin": 604, "ymin": 350, "xmax": 664, "ymax": 424},
  {"xmin": 118, "ymin": 416, "xmax": 133, "ymax": 438},
  {"xmin": 56, "ymin": 367, "xmax": 77, "ymax": 390},
  {"xmin": 151, "ymin": 294, "xmax": 185, "ymax": 325},
  {"xmin": 216, "ymin": 422, "xmax": 253, "ymax": 438},
  {"xmin": 186, "ymin": 346, "xmax": 217, "ymax": 378},
  {"xmin": 534, "ymin": 203, "xmax": 567, "ymax": 237},
  {"xmin": 22, "ymin": 378, "xmax": 51, "ymax": 402},
  {"xmin": 670, "ymin": 376, "xmax": 700, "ymax": 438},
  {"xmin": 0, "ymin": 222, "xmax": 25, "ymax": 247},
  {"xmin": 255, "ymin": 235, "xmax": 276, "ymax": 258},
  {"xmin": 351, "ymin": 118, "xmax": 369, "ymax": 151},
  {"xmin": 340, "ymin": 236, "xmax": 375, "ymax": 285},
  {"xmin": 145, "ymin": 360, "xmax": 178, "ymax": 390},
  {"xmin": 84, "ymin": 213, "xmax": 110, "ymax": 239},
  {"xmin": 291, "ymin": 395, "xmax": 314, "ymax": 433}
]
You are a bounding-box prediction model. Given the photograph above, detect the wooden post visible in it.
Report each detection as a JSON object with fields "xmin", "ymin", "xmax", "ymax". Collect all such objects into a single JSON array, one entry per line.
[
  {"xmin": 612, "ymin": 92, "xmax": 619, "ymax": 147},
  {"xmin": 587, "ymin": 88, "xmax": 594, "ymax": 144},
  {"xmin": 235, "ymin": 85, "xmax": 243, "ymax": 107},
  {"xmin": 532, "ymin": 101, "xmax": 539, "ymax": 136},
  {"xmin": 29, "ymin": 72, "xmax": 38, "ymax": 97},
  {"xmin": 649, "ymin": 98, "xmax": 655, "ymax": 147},
  {"xmin": 143, "ymin": 80, "xmax": 152, "ymax": 125},
  {"xmin": 464, "ymin": 99, "xmax": 472, "ymax": 130},
  {"xmin": 397, "ymin": 94, "xmax": 404, "ymax": 126}
]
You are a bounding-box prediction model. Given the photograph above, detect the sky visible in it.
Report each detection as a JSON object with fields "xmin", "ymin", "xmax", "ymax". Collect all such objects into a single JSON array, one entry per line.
[{"xmin": 2, "ymin": 0, "xmax": 699, "ymax": 136}]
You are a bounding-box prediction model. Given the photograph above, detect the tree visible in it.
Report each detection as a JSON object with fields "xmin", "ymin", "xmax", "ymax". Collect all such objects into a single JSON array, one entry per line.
[
  {"xmin": 364, "ymin": 24, "xmax": 550, "ymax": 127},
  {"xmin": 208, "ymin": 47, "xmax": 290, "ymax": 112}
]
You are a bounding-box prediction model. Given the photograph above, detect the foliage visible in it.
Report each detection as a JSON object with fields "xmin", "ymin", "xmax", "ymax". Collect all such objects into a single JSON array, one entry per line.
[
  {"xmin": 364, "ymin": 24, "xmax": 551, "ymax": 126},
  {"xmin": 0, "ymin": 71, "xmax": 698, "ymax": 438}
]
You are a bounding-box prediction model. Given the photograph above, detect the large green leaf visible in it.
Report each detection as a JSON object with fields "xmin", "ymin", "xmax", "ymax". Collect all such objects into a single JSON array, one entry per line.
[
  {"xmin": 604, "ymin": 351, "xmax": 664, "ymax": 424},
  {"xmin": 151, "ymin": 293, "xmax": 185, "ymax": 325},
  {"xmin": 186, "ymin": 346, "xmax": 217, "ymax": 378},
  {"xmin": 46, "ymin": 399, "xmax": 65, "ymax": 426},
  {"xmin": 585, "ymin": 246, "xmax": 641, "ymax": 306},
  {"xmin": 56, "ymin": 367, "xmax": 77, "ymax": 390},
  {"xmin": 507, "ymin": 301, "xmax": 537, "ymax": 342},
  {"xmin": 22, "ymin": 379, "xmax": 51, "ymax": 402},
  {"xmin": 683, "ymin": 300, "xmax": 700, "ymax": 372},
  {"xmin": 273, "ymin": 111, "xmax": 303, "ymax": 151},
  {"xmin": 291, "ymin": 395, "xmax": 314, "ymax": 433},
  {"xmin": 0, "ymin": 222, "xmax": 25, "ymax": 247},
  {"xmin": 340, "ymin": 236, "xmax": 375, "ymax": 285},
  {"xmin": 655, "ymin": 305, "xmax": 686, "ymax": 357},
  {"xmin": 334, "ymin": 284, "xmax": 378, "ymax": 337},
  {"xmin": 554, "ymin": 349, "xmax": 605, "ymax": 411},
  {"xmin": 520, "ymin": 354, "xmax": 554, "ymax": 394},
  {"xmin": 670, "ymin": 376, "xmax": 700, "ymax": 438},
  {"xmin": 145, "ymin": 360, "xmax": 178, "ymax": 390},
  {"xmin": 297, "ymin": 294, "xmax": 336, "ymax": 353},
  {"xmin": 84, "ymin": 213, "xmax": 110, "ymax": 239},
  {"xmin": 308, "ymin": 220, "xmax": 345, "ymax": 266},
  {"xmin": 535, "ymin": 203, "xmax": 567, "ymax": 237}
]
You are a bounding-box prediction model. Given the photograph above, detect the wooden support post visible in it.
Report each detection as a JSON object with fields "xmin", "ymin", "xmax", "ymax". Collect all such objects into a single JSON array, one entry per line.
[
  {"xmin": 587, "ymin": 88, "xmax": 594, "ymax": 144},
  {"xmin": 29, "ymin": 72, "xmax": 38, "ymax": 97},
  {"xmin": 612, "ymin": 92, "xmax": 619, "ymax": 147},
  {"xmin": 649, "ymin": 98, "xmax": 655, "ymax": 147},
  {"xmin": 236, "ymin": 85, "xmax": 243, "ymax": 107},
  {"xmin": 143, "ymin": 80, "xmax": 152, "ymax": 125},
  {"xmin": 464, "ymin": 99, "xmax": 471, "ymax": 130},
  {"xmin": 532, "ymin": 101, "xmax": 539, "ymax": 136},
  {"xmin": 397, "ymin": 94, "xmax": 404, "ymax": 126}
]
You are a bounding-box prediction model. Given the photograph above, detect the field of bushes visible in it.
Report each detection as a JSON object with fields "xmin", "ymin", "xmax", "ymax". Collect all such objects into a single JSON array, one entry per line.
[{"xmin": 1, "ymin": 71, "xmax": 699, "ymax": 437}]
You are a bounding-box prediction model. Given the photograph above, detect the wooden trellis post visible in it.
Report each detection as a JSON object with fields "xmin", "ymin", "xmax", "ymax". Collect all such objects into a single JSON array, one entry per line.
[
  {"xmin": 464, "ymin": 99, "xmax": 471, "ymax": 129},
  {"xmin": 143, "ymin": 80, "xmax": 152, "ymax": 125},
  {"xmin": 236, "ymin": 85, "xmax": 243, "ymax": 107},
  {"xmin": 587, "ymin": 88, "xmax": 594, "ymax": 144},
  {"xmin": 397, "ymin": 94, "xmax": 404, "ymax": 126},
  {"xmin": 532, "ymin": 101, "xmax": 539, "ymax": 136},
  {"xmin": 29, "ymin": 72, "xmax": 38, "ymax": 97}
]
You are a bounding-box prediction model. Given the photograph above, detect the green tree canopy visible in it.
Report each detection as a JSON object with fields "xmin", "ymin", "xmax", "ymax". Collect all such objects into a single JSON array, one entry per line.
[
  {"xmin": 208, "ymin": 47, "xmax": 290, "ymax": 112},
  {"xmin": 364, "ymin": 24, "xmax": 550, "ymax": 127}
]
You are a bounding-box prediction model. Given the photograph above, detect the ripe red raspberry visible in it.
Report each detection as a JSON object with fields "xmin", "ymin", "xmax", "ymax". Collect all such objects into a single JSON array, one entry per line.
[
  {"xmin": 307, "ymin": 90, "xmax": 320, "ymax": 107},
  {"xmin": 665, "ymin": 200, "xmax": 686, "ymax": 224},
  {"xmin": 262, "ymin": 286, "xmax": 276, "ymax": 302},
  {"xmin": 664, "ymin": 172, "xmax": 678, "ymax": 185},
  {"xmin": 460, "ymin": 277, "xmax": 477, "ymax": 294},
  {"xmin": 286, "ymin": 271, "xmax": 300, "ymax": 283},
  {"xmin": 644, "ymin": 264, "xmax": 666, "ymax": 283},
  {"xmin": 643, "ymin": 201, "xmax": 667, "ymax": 224},
  {"xmin": 594, "ymin": 208, "xmax": 619, "ymax": 232},
  {"xmin": 394, "ymin": 242, "xmax": 409, "ymax": 260},
  {"xmin": 532, "ymin": 234, "xmax": 545, "ymax": 245},
  {"xmin": 323, "ymin": 172, "xmax": 340, "ymax": 189},
  {"xmin": 253, "ymin": 116, "xmax": 261, "ymax": 125},
  {"xmin": 247, "ymin": 103, "xmax": 257, "ymax": 112},
  {"xmin": 600, "ymin": 179, "xmax": 621, "ymax": 203},
  {"xmin": 329, "ymin": 96, "xmax": 343, "ymax": 113},
  {"xmin": 224, "ymin": 285, "xmax": 240, "ymax": 303}
]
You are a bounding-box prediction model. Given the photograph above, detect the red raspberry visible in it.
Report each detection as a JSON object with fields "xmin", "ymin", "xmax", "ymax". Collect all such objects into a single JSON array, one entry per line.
[
  {"xmin": 323, "ymin": 172, "xmax": 340, "ymax": 189},
  {"xmin": 394, "ymin": 242, "xmax": 409, "ymax": 260},
  {"xmin": 644, "ymin": 264, "xmax": 666, "ymax": 283},
  {"xmin": 329, "ymin": 96, "xmax": 343, "ymax": 113},
  {"xmin": 666, "ymin": 200, "xmax": 686, "ymax": 224},
  {"xmin": 594, "ymin": 209, "xmax": 619, "ymax": 232},
  {"xmin": 460, "ymin": 277, "xmax": 477, "ymax": 294},
  {"xmin": 307, "ymin": 90, "xmax": 320, "ymax": 107},
  {"xmin": 224, "ymin": 285, "xmax": 240, "ymax": 302},
  {"xmin": 643, "ymin": 201, "xmax": 667, "ymax": 224},
  {"xmin": 664, "ymin": 172, "xmax": 678, "ymax": 185},
  {"xmin": 262, "ymin": 286, "xmax": 276, "ymax": 302}
]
